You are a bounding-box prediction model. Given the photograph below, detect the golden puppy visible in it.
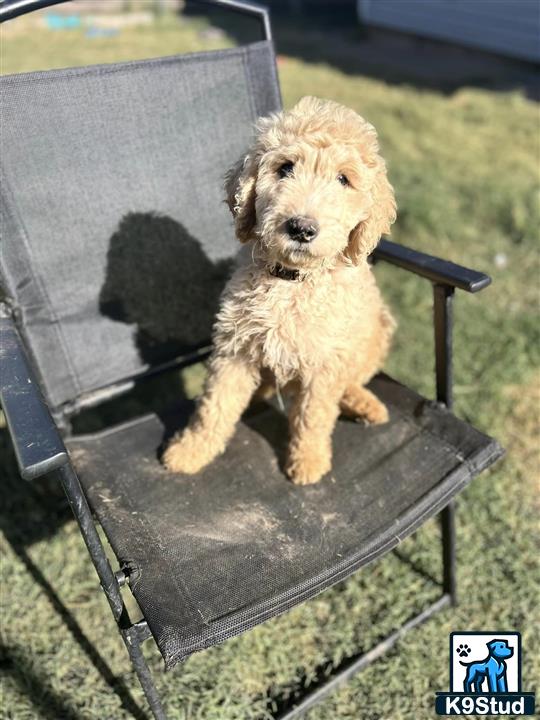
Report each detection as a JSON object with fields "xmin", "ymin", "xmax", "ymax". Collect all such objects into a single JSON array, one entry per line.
[{"xmin": 164, "ymin": 96, "xmax": 396, "ymax": 485}]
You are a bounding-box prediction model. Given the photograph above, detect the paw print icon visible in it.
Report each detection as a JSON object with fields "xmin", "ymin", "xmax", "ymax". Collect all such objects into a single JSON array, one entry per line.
[{"xmin": 456, "ymin": 643, "xmax": 471, "ymax": 658}]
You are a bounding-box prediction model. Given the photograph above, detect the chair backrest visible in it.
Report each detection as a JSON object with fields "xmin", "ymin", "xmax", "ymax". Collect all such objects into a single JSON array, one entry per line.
[{"xmin": 0, "ymin": 8, "xmax": 281, "ymax": 411}]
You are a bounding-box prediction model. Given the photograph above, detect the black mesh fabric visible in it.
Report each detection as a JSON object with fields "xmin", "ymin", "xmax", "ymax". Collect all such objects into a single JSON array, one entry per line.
[
  {"xmin": 67, "ymin": 374, "xmax": 503, "ymax": 668},
  {"xmin": 0, "ymin": 42, "xmax": 281, "ymax": 410}
]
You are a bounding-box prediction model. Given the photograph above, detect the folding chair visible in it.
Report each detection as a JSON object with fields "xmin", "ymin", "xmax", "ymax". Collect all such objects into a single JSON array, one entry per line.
[{"xmin": 0, "ymin": 1, "xmax": 504, "ymax": 717}]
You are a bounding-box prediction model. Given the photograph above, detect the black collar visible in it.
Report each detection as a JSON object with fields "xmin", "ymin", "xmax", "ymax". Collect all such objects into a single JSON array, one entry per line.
[{"xmin": 268, "ymin": 263, "xmax": 304, "ymax": 282}]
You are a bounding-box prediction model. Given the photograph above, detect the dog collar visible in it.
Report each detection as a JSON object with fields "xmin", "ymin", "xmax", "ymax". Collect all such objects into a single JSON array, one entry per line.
[{"xmin": 268, "ymin": 263, "xmax": 304, "ymax": 282}]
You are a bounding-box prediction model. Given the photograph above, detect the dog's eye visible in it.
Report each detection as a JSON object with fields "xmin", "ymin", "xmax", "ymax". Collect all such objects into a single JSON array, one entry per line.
[
  {"xmin": 337, "ymin": 173, "xmax": 350, "ymax": 187},
  {"xmin": 278, "ymin": 162, "xmax": 294, "ymax": 179}
]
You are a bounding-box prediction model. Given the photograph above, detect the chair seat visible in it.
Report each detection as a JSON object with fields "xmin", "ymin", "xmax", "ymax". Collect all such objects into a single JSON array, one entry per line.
[{"xmin": 67, "ymin": 374, "xmax": 502, "ymax": 669}]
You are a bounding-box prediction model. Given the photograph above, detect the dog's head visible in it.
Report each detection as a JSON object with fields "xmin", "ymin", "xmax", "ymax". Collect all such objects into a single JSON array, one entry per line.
[
  {"xmin": 225, "ymin": 96, "xmax": 396, "ymax": 270},
  {"xmin": 488, "ymin": 640, "xmax": 514, "ymax": 660}
]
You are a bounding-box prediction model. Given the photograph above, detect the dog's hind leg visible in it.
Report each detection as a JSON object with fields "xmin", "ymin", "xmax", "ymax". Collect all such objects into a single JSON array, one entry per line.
[
  {"xmin": 340, "ymin": 383, "xmax": 389, "ymax": 425},
  {"xmin": 163, "ymin": 355, "xmax": 260, "ymax": 474},
  {"xmin": 463, "ymin": 667, "xmax": 476, "ymax": 693},
  {"xmin": 474, "ymin": 678, "xmax": 485, "ymax": 693}
]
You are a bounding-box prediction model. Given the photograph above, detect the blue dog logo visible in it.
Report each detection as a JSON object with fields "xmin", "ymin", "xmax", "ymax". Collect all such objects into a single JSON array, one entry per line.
[
  {"xmin": 459, "ymin": 639, "xmax": 513, "ymax": 693},
  {"xmin": 435, "ymin": 631, "xmax": 536, "ymax": 715}
]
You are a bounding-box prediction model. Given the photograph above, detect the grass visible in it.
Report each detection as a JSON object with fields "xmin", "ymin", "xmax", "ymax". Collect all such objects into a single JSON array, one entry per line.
[{"xmin": 1, "ymin": 9, "xmax": 539, "ymax": 720}]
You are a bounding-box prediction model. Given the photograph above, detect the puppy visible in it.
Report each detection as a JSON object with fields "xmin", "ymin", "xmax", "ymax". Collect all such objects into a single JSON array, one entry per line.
[{"xmin": 163, "ymin": 96, "xmax": 396, "ymax": 485}]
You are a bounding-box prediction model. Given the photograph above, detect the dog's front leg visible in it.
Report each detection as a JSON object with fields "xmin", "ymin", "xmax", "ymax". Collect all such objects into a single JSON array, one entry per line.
[
  {"xmin": 163, "ymin": 354, "xmax": 260, "ymax": 474},
  {"xmin": 286, "ymin": 374, "xmax": 343, "ymax": 486},
  {"xmin": 487, "ymin": 665, "xmax": 501, "ymax": 693}
]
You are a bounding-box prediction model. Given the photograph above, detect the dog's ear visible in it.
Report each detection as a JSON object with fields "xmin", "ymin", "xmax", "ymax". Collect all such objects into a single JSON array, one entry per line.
[
  {"xmin": 224, "ymin": 151, "xmax": 259, "ymax": 243},
  {"xmin": 346, "ymin": 157, "xmax": 396, "ymax": 264}
]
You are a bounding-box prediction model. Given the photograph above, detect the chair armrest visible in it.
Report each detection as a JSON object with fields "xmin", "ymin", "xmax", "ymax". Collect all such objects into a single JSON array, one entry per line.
[
  {"xmin": 372, "ymin": 239, "xmax": 491, "ymax": 293},
  {"xmin": 0, "ymin": 311, "xmax": 68, "ymax": 480}
]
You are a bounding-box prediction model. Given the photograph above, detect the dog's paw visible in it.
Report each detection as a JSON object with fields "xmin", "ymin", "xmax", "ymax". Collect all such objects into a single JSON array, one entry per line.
[
  {"xmin": 456, "ymin": 644, "xmax": 471, "ymax": 658},
  {"xmin": 341, "ymin": 390, "xmax": 389, "ymax": 425},
  {"xmin": 286, "ymin": 451, "xmax": 331, "ymax": 486},
  {"xmin": 362, "ymin": 399, "xmax": 389, "ymax": 425},
  {"xmin": 162, "ymin": 431, "xmax": 217, "ymax": 475}
]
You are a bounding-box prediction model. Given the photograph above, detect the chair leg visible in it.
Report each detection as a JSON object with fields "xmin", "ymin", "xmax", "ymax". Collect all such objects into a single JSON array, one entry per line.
[
  {"xmin": 441, "ymin": 501, "xmax": 458, "ymax": 606},
  {"xmin": 57, "ymin": 464, "xmax": 168, "ymax": 718},
  {"xmin": 122, "ymin": 628, "xmax": 168, "ymax": 720}
]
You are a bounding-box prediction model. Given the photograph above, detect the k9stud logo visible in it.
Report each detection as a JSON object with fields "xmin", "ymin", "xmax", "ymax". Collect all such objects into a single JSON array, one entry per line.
[{"xmin": 435, "ymin": 632, "xmax": 536, "ymax": 715}]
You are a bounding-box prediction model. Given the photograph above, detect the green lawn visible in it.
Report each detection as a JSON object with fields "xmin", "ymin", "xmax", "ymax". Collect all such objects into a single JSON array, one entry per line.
[{"xmin": 1, "ymin": 10, "xmax": 539, "ymax": 720}]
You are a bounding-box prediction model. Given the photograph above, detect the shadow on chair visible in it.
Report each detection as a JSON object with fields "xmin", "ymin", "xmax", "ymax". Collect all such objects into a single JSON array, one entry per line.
[
  {"xmin": 72, "ymin": 212, "xmax": 234, "ymax": 435},
  {"xmin": 99, "ymin": 211, "xmax": 232, "ymax": 367},
  {"xmin": 242, "ymin": 400, "xmax": 291, "ymax": 474}
]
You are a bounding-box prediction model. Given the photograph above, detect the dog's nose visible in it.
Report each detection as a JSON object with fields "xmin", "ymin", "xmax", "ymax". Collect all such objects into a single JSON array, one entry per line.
[{"xmin": 285, "ymin": 216, "xmax": 319, "ymax": 243}]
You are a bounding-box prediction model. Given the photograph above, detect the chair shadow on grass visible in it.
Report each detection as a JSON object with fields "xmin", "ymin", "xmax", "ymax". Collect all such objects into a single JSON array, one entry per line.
[
  {"xmin": 0, "ymin": 642, "xmax": 82, "ymax": 720},
  {"xmin": 0, "ymin": 448, "xmax": 150, "ymax": 720}
]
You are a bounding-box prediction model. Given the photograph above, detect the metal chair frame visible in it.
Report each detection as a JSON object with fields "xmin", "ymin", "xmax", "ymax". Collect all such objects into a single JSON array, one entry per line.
[{"xmin": 0, "ymin": 1, "xmax": 493, "ymax": 717}]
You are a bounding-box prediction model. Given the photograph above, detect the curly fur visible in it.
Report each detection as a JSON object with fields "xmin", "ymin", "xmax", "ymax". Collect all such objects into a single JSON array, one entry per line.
[{"xmin": 163, "ymin": 97, "xmax": 397, "ymax": 484}]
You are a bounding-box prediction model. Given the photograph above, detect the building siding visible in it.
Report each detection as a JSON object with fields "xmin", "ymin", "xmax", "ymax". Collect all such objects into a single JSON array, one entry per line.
[{"xmin": 357, "ymin": 0, "xmax": 540, "ymax": 62}]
